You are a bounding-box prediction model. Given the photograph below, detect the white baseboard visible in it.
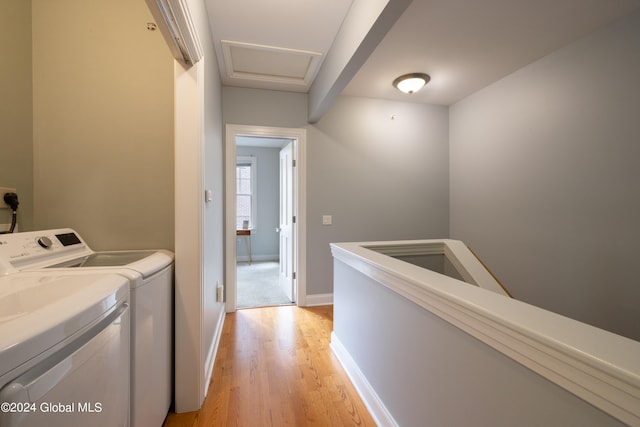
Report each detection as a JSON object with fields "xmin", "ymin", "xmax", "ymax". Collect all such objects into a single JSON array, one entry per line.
[
  {"xmin": 203, "ymin": 306, "xmax": 225, "ymax": 399},
  {"xmin": 236, "ymin": 254, "xmax": 278, "ymax": 263},
  {"xmin": 0, "ymin": 223, "xmax": 18, "ymax": 232},
  {"xmin": 330, "ymin": 333, "xmax": 398, "ymax": 427},
  {"xmin": 303, "ymin": 293, "xmax": 333, "ymax": 306}
]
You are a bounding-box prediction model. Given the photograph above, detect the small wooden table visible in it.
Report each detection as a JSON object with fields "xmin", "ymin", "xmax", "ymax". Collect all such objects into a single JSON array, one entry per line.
[{"xmin": 236, "ymin": 229, "xmax": 252, "ymax": 264}]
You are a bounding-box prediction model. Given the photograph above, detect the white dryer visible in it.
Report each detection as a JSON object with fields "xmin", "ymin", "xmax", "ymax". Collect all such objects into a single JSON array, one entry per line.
[
  {"xmin": 0, "ymin": 229, "xmax": 174, "ymax": 427},
  {"xmin": 0, "ymin": 271, "xmax": 130, "ymax": 427}
]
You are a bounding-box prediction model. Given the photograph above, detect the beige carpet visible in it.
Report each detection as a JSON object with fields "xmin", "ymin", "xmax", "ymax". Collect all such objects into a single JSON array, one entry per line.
[{"xmin": 236, "ymin": 261, "xmax": 292, "ymax": 308}]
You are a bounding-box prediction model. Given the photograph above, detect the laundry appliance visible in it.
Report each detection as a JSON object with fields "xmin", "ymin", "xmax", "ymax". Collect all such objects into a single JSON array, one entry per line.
[
  {"xmin": 0, "ymin": 269, "xmax": 130, "ymax": 427},
  {"xmin": 0, "ymin": 229, "xmax": 174, "ymax": 427}
]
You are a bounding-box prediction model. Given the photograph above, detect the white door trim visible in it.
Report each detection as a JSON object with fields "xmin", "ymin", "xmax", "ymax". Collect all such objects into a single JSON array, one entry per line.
[{"xmin": 224, "ymin": 124, "xmax": 307, "ymax": 312}]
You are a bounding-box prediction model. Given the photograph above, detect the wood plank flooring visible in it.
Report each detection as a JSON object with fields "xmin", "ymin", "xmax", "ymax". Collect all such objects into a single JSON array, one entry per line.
[{"xmin": 163, "ymin": 305, "xmax": 376, "ymax": 427}]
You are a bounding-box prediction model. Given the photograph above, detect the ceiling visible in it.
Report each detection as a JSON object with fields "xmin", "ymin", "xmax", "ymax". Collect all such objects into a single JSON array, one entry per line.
[
  {"xmin": 205, "ymin": 0, "xmax": 640, "ymax": 106},
  {"xmin": 205, "ymin": 0, "xmax": 353, "ymax": 93}
]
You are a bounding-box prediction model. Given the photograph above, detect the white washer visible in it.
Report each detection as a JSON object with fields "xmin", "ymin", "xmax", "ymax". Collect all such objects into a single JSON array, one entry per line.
[
  {"xmin": 0, "ymin": 229, "xmax": 174, "ymax": 427},
  {"xmin": 0, "ymin": 271, "xmax": 130, "ymax": 427}
]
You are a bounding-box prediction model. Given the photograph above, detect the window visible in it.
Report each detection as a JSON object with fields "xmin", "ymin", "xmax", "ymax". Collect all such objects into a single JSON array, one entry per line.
[{"xmin": 236, "ymin": 157, "xmax": 256, "ymax": 229}]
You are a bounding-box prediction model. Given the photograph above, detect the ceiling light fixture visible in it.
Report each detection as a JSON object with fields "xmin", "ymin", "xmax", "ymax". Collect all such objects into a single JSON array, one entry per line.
[{"xmin": 393, "ymin": 73, "xmax": 430, "ymax": 94}]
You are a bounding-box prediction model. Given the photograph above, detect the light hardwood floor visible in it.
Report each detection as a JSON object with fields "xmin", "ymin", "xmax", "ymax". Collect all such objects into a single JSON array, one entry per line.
[{"xmin": 163, "ymin": 305, "xmax": 376, "ymax": 427}]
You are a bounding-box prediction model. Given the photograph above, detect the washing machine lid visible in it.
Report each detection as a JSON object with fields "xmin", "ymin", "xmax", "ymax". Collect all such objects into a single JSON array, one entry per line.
[
  {"xmin": 45, "ymin": 250, "xmax": 174, "ymax": 279},
  {"xmin": 0, "ymin": 228, "xmax": 174, "ymax": 278},
  {"xmin": 51, "ymin": 251, "xmax": 156, "ymax": 267},
  {"xmin": 0, "ymin": 272, "xmax": 128, "ymax": 383}
]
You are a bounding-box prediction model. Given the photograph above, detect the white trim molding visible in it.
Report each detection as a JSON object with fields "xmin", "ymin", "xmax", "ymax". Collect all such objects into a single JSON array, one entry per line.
[
  {"xmin": 331, "ymin": 240, "xmax": 640, "ymax": 426},
  {"xmin": 236, "ymin": 254, "xmax": 279, "ymax": 263},
  {"xmin": 330, "ymin": 333, "xmax": 398, "ymax": 427},
  {"xmin": 203, "ymin": 306, "xmax": 225, "ymax": 397},
  {"xmin": 304, "ymin": 293, "xmax": 333, "ymax": 307}
]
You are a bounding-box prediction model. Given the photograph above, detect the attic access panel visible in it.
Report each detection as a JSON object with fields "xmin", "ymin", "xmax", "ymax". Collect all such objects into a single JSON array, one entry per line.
[{"xmin": 221, "ymin": 40, "xmax": 322, "ymax": 89}]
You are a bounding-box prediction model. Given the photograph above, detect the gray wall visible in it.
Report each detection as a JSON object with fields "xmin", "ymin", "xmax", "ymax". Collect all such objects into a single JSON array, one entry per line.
[
  {"xmin": 223, "ymin": 88, "xmax": 450, "ymax": 295},
  {"xmin": 223, "ymin": 87, "xmax": 308, "ymax": 129},
  {"xmin": 309, "ymin": 97, "xmax": 449, "ymax": 294},
  {"xmin": 236, "ymin": 146, "xmax": 280, "ymax": 260},
  {"xmin": 0, "ymin": 0, "xmax": 33, "ymax": 230},
  {"xmin": 31, "ymin": 0, "xmax": 175, "ymax": 251},
  {"xmin": 450, "ymin": 10, "xmax": 640, "ymax": 340}
]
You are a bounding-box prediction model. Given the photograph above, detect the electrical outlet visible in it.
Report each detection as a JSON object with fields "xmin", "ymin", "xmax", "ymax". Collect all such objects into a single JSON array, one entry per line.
[
  {"xmin": 0, "ymin": 188, "xmax": 17, "ymax": 209},
  {"xmin": 216, "ymin": 281, "xmax": 224, "ymax": 302}
]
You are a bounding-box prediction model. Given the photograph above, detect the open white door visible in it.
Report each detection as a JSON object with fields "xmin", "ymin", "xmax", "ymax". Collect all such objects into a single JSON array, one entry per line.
[{"xmin": 279, "ymin": 142, "xmax": 295, "ymax": 301}]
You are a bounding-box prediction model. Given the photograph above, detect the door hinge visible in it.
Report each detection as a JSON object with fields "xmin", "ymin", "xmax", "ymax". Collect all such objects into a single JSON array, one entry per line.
[
  {"xmin": 292, "ymin": 159, "xmax": 297, "ymax": 167},
  {"xmin": 292, "ymin": 272, "xmax": 296, "ymax": 280},
  {"xmin": 292, "ymin": 215, "xmax": 296, "ymax": 223}
]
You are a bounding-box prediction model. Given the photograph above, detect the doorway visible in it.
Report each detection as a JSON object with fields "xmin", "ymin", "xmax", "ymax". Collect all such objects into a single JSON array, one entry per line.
[
  {"xmin": 235, "ymin": 137, "xmax": 292, "ymax": 308},
  {"xmin": 225, "ymin": 124, "xmax": 307, "ymax": 312}
]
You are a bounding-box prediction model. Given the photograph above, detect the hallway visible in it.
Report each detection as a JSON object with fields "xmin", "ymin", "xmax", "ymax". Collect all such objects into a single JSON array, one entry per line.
[{"xmin": 163, "ymin": 305, "xmax": 375, "ymax": 426}]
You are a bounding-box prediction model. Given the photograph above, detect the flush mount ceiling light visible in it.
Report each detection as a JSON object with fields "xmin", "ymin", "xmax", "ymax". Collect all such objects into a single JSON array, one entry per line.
[{"xmin": 393, "ymin": 73, "xmax": 431, "ymax": 94}]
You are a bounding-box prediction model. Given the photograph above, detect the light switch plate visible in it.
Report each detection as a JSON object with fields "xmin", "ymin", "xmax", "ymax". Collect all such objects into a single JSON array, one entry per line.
[{"xmin": 322, "ymin": 215, "xmax": 332, "ymax": 225}]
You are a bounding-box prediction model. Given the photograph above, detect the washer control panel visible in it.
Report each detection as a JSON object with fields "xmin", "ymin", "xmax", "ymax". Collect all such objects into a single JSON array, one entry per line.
[{"xmin": 0, "ymin": 228, "xmax": 89, "ymax": 274}]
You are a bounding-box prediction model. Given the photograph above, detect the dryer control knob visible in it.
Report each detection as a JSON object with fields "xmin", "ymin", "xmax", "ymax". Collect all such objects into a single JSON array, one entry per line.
[{"xmin": 37, "ymin": 236, "xmax": 53, "ymax": 249}]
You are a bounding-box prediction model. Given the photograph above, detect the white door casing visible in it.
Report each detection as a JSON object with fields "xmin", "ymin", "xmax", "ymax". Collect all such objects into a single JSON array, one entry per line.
[{"xmin": 225, "ymin": 124, "xmax": 307, "ymax": 312}]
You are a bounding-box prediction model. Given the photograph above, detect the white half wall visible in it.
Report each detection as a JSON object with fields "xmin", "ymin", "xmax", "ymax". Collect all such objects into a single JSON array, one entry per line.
[{"xmin": 332, "ymin": 254, "xmax": 636, "ymax": 426}]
